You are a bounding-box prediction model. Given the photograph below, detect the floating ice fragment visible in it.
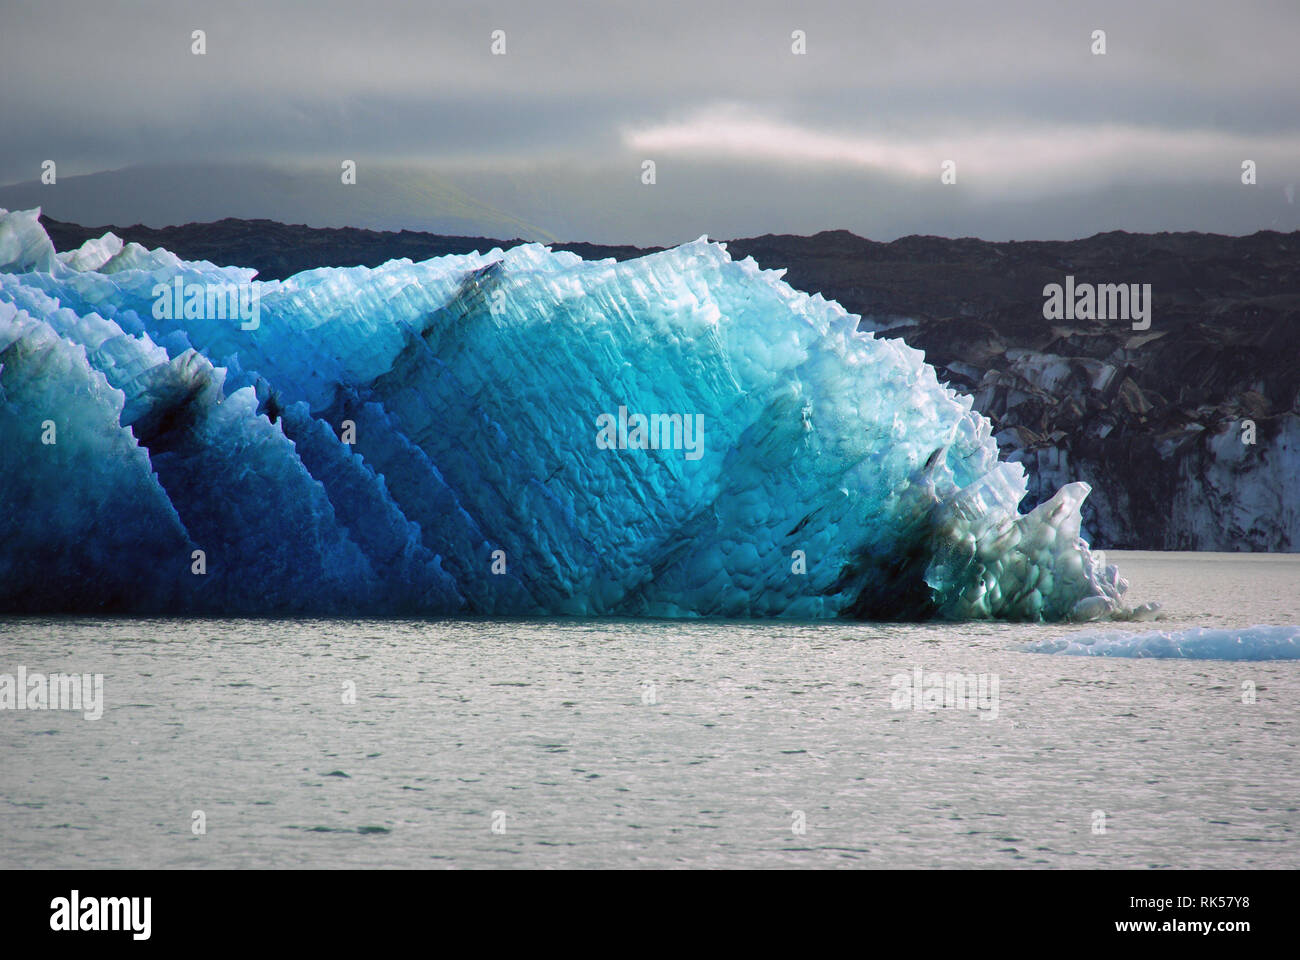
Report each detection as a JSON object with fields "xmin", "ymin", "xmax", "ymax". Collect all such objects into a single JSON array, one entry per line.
[{"xmin": 1023, "ymin": 624, "xmax": 1300, "ymax": 660}]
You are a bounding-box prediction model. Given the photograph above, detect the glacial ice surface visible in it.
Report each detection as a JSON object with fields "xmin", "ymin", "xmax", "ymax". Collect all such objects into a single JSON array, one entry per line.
[
  {"xmin": 0, "ymin": 207, "xmax": 1135, "ymax": 618},
  {"xmin": 1023, "ymin": 625, "xmax": 1300, "ymax": 660}
]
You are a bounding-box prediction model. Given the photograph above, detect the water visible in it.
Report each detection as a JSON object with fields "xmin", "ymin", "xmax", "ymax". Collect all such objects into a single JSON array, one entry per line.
[{"xmin": 2, "ymin": 551, "xmax": 1297, "ymax": 869}]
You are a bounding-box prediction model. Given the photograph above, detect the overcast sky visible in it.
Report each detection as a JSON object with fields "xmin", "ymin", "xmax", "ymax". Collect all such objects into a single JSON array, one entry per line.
[{"xmin": 2, "ymin": 0, "xmax": 1297, "ymax": 244}]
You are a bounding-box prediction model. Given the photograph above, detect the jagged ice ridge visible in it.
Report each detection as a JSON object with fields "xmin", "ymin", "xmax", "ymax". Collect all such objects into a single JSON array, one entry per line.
[{"xmin": 0, "ymin": 207, "xmax": 1145, "ymax": 619}]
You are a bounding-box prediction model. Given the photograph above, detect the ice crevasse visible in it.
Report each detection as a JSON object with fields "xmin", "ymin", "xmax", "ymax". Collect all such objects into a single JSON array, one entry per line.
[{"xmin": 0, "ymin": 207, "xmax": 1147, "ymax": 619}]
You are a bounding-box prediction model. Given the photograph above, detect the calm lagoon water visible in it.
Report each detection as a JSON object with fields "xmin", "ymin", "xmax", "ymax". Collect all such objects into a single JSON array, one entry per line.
[{"xmin": 2, "ymin": 551, "xmax": 1297, "ymax": 869}]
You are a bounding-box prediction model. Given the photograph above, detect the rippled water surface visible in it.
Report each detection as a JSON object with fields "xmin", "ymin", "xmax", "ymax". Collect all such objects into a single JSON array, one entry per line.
[{"xmin": 2, "ymin": 552, "xmax": 1297, "ymax": 868}]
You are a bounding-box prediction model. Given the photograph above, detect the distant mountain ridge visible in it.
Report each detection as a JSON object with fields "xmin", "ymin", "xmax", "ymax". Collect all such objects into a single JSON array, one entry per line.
[
  {"xmin": 0, "ymin": 164, "xmax": 554, "ymax": 244},
  {"xmin": 39, "ymin": 214, "xmax": 1300, "ymax": 551}
]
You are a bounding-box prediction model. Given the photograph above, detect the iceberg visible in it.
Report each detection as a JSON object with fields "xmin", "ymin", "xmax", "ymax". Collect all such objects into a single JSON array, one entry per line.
[
  {"xmin": 0, "ymin": 207, "xmax": 1136, "ymax": 619},
  {"xmin": 1022, "ymin": 624, "xmax": 1300, "ymax": 660}
]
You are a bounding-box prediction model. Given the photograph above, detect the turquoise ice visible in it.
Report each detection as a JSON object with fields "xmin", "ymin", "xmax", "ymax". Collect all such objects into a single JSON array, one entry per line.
[
  {"xmin": 0, "ymin": 207, "xmax": 1134, "ymax": 619},
  {"xmin": 1023, "ymin": 624, "xmax": 1300, "ymax": 660}
]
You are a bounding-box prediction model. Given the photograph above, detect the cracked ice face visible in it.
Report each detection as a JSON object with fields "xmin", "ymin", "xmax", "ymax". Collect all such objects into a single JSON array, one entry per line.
[{"xmin": 0, "ymin": 207, "xmax": 1131, "ymax": 619}]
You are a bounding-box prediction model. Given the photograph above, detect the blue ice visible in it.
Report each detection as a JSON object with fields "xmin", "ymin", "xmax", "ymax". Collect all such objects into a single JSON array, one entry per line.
[
  {"xmin": 0, "ymin": 207, "xmax": 1136, "ymax": 619},
  {"xmin": 1023, "ymin": 624, "xmax": 1300, "ymax": 660}
]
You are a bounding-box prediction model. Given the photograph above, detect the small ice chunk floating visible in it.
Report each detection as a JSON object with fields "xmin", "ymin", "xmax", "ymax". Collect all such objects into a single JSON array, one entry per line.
[{"xmin": 1023, "ymin": 625, "xmax": 1300, "ymax": 660}]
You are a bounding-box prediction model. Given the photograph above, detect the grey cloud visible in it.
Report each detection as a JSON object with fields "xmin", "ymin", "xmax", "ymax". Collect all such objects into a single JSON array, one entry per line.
[{"xmin": 1, "ymin": 0, "xmax": 1296, "ymax": 242}]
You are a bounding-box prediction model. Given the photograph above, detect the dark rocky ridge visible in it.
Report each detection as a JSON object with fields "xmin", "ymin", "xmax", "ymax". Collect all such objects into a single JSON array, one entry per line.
[{"xmin": 41, "ymin": 216, "xmax": 1300, "ymax": 551}]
